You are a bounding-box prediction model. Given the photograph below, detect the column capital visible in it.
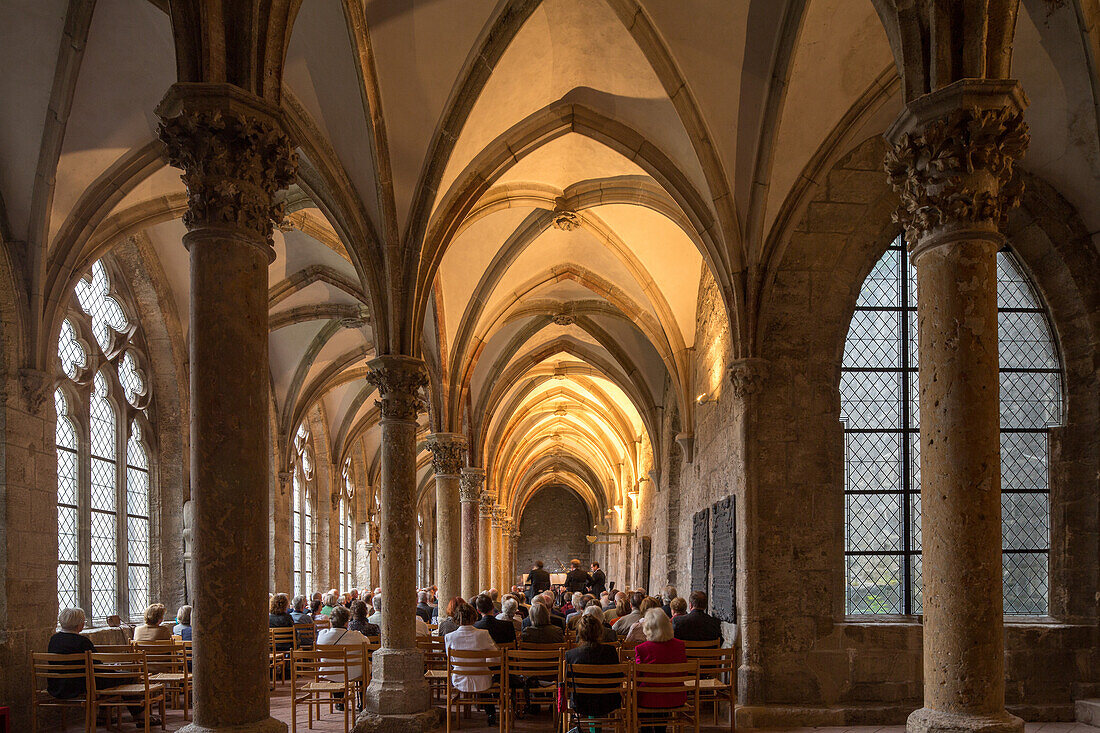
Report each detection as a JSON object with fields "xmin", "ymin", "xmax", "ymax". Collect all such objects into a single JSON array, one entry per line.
[
  {"xmin": 365, "ymin": 355, "xmax": 428, "ymax": 422},
  {"xmin": 727, "ymin": 357, "xmax": 769, "ymax": 398},
  {"xmin": 156, "ymin": 83, "xmax": 298, "ymax": 255},
  {"xmin": 491, "ymin": 506, "xmax": 506, "ymax": 528},
  {"xmin": 478, "ymin": 488, "xmax": 496, "ymax": 517},
  {"xmin": 425, "ymin": 432, "xmax": 467, "ymax": 477},
  {"xmin": 884, "ymin": 79, "xmax": 1029, "ymax": 258},
  {"xmin": 460, "ymin": 467, "xmax": 486, "ymax": 502}
]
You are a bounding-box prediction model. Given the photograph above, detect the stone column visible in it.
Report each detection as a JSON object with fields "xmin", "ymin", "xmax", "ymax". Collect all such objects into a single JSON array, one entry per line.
[
  {"xmin": 508, "ymin": 525, "xmax": 521, "ymax": 592},
  {"xmin": 478, "ymin": 488, "xmax": 495, "ymax": 592},
  {"xmin": 885, "ymin": 80, "xmax": 1029, "ymax": 733},
  {"xmin": 498, "ymin": 514, "xmax": 513, "ymax": 590},
  {"xmin": 157, "ymin": 83, "xmax": 295, "ymax": 733},
  {"xmin": 460, "ymin": 467, "xmax": 486, "ymax": 599},
  {"xmin": 425, "ymin": 433, "xmax": 466, "ymax": 606},
  {"xmin": 361, "ymin": 356, "xmax": 437, "ymax": 729},
  {"xmin": 490, "ymin": 507, "xmax": 503, "ymax": 593}
]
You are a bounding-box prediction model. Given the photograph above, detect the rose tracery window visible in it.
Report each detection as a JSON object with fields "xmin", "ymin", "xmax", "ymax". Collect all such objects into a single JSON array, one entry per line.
[
  {"xmin": 842, "ymin": 237, "xmax": 1061, "ymax": 616},
  {"xmin": 55, "ymin": 259, "xmax": 154, "ymax": 625}
]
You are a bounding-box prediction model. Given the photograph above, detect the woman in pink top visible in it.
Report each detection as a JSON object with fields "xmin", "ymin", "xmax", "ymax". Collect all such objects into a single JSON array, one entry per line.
[{"xmin": 634, "ymin": 608, "xmax": 687, "ymax": 732}]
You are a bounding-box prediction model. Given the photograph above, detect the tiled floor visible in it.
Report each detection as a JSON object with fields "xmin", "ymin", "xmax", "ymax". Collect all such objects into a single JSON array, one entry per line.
[{"xmin": 44, "ymin": 692, "xmax": 1100, "ymax": 733}]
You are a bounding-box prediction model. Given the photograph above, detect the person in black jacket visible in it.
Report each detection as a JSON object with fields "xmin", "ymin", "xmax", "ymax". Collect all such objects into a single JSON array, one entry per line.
[
  {"xmin": 588, "ymin": 562, "xmax": 606, "ymax": 595},
  {"xmin": 564, "ymin": 559, "xmax": 591, "ymax": 594},
  {"xmin": 473, "ymin": 593, "xmax": 516, "ymax": 644},
  {"xmin": 415, "ymin": 591, "xmax": 434, "ymax": 624},
  {"xmin": 564, "ymin": 614, "xmax": 623, "ymax": 721},
  {"xmin": 526, "ymin": 560, "xmax": 552, "ymax": 602},
  {"xmin": 521, "ymin": 594, "xmax": 566, "ymax": 631},
  {"xmin": 671, "ymin": 590, "xmax": 723, "ymax": 642}
]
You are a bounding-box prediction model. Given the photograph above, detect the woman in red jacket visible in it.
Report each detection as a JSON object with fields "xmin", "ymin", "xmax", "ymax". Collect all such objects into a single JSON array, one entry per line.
[{"xmin": 634, "ymin": 607, "xmax": 687, "ymax": 732}]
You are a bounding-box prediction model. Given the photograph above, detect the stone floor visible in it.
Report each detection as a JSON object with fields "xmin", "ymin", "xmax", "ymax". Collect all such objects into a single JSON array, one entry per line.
[{"xmin": 43, "ymin": 693, "xmax": 1100, "ymax": 733}]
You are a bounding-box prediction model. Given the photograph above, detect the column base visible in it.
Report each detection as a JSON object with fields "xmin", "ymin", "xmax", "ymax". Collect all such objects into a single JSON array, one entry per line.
[
  {"xmin": 364, "ymin": 649, "xmax": 431, "ymax": 716},
  {"xmin": 353, "ymin": 708, "xmax": 442, "ymax": 732},
  {"xmin": 737, "ymin": 662, "xmax": 765, "ymax": 705},
  {"xmin": 178, "ymin": 717, "xmax": 287, "ymax": 733},
  {"xmin": 908, "ymin": 708, "xmax": 1024, "ymax": 733}
]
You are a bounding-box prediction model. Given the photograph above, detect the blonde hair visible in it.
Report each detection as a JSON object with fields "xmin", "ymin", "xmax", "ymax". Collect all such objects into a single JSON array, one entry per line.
[
  {"xmin": 144, "ymin": 603, "xmax": 167, "ymax": 626},
  {"xmin": 641, "ymin": 607, "xmax": 673, "ymax": 643}
]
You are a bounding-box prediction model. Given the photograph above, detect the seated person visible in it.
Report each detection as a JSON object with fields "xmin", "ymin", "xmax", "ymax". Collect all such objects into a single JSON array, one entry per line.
[
  {"xmin": 564, "ymin": 614, "xmax": 623, "ymax": 721},
  {"xmin": 133, "ymin": 603, "xmax": 172, "ymax": 642},
  {"xmin": 635, "ymin": 609, "xmax": 688, "ymax": 731},
  {"xmin": 669, "ymin": 596, "xmax": 688, "ymax": 619},
  {"xmin": 289, "ymin": 595, "xmax": 313, "ymax": 624},
  {"xmin": 497, "ymin": 596, "xmax": 522, "ymax": 636},
  {"xmin": 268, "ymin": 593, "xmax": 295, "ymax": 651},
  {"xmin": 367, "ymin": 595, "xmax": 383, "ymax": 626},
  {"xmin": 444, "ymin": 602, "xmax": 500, "ymax": 726},
  {"xmin": 49, "ymin": 608, "xmax": 161, "ymax": 726},
  {"xmin": 348, "ymin": 600, "xmax": 380, "ymax": 637},
  {"xmin": 671, "ymin": 591, "xmax": 722, "ymax": 642},
  {"xmin": 474, "ymin": 593, "xmax": 516, "ymax": 645},
  {"xmin": 435, "ymin": 596, "xmax": 464, "ymax": 638},
  {"xmin": 582, "ymin": 604, "xmax": 619, "ymax": 643},
  {"xmin": 320, "ymin": 591, "xmax": 339, "ymax": 616},
  {"xmin": 622, "ymin": 597, "xmax": 662, "ymax": 647},
  {"xmin": 317, "ymin": 606, "xmax": 370, "ymax": 711},
  {"xmin": 416, "ymin": 591, "xmax": 434, "ymax": 624},
  {"xmin": 173, "ymin": 605, "xmax": 193, "ymax": 641},
  {"xmin": 519, "ymin": 602, "xmax": 565, "ymax": 645}
]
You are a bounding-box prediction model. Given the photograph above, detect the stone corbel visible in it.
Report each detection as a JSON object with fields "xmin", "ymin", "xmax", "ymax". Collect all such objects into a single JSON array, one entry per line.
[
  {"xmin": 727, "ymin": 358, "xmax": 769, "ymax": 399},
  {"xmin": 675, "ymin": 432, "xmax": 695, "ymax": 464}
]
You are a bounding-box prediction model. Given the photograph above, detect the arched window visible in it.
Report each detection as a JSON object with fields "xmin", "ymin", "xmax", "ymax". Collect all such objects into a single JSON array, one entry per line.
[
  {"xmin": 339, "ymin": 459, "xmax": 355, "ymax": 592},
  {"xmin": 842, "ymin": 237, "xmax": 1062, "ymax": 616},
  {"xmin": 292, "ymin": 423, "xmax": 315, "ymax": 596},
  {"xmin": 54, "ymin": 259, "xmax": 154, "ymax": 624}
]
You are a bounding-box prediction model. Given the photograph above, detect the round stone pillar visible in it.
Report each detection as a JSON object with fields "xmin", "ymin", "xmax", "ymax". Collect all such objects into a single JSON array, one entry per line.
[
  {"xmin": 460, "ymin": 468, "xmax": 486, "ymax": 599},
  {"xmin": 157, "ymin": 84, "xmax": 295, "ymax": 733},
  {"xmin": 478, "ymin": 489, "xmax": 495, "ymax": 593},
  {"xmin": 885, "ymin": 80, "xmax": 1029, "ymax": 733},
  {"xmin": 490, "ymin": 507, "xmax": 504, "ymax": 593},
  {"xmin": 361, "ymin": 356, "xmax": 437, "ymax": 729},
  {"xmin": 508, "ymin": 525, "xmax": 521, "ymax": 593},
  {"xmin": 498, "ymin": 514, "xmax": 512, "ymax": 591},
  {"xmin": 425, "ymin": 433, "xmax": 466, "ymax": 607}
]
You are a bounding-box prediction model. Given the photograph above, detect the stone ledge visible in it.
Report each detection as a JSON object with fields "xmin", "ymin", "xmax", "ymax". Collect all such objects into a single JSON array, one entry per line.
[
  {"xmin": 177, "ymin": 716, "xmax": 287, "ymax": 733},
  {"xmin": 353, "ymin": 708, "xmax": 442, "ymax": 732}
]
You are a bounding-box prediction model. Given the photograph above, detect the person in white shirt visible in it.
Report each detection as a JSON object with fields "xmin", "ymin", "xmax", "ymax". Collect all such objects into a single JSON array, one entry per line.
[
  {"xmin": 444, "ymin": 601, "xmax": 499, "ymax": 726},
  {"xmin": 367, "ymin": 594, "xmax": 383, "ymax": 626},
  {"xmin": 316, "ymin": 606, "xmax": 370, "ymax": 711}
]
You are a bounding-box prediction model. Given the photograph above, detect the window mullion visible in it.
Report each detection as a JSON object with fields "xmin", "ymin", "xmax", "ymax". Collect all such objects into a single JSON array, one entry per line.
[{"xmin": 78, "ymin": 405, "xmax": 93, "ymax": 618}]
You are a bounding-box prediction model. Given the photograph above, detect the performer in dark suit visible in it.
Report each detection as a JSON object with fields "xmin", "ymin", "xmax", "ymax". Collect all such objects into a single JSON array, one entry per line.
[
  {"xmin": 588, "ymin": 561, "xmax": 607, "ymax": 594},
  {"xmin": 526, "ymin": 560, "xmax": 552, "ymax": 602},
  {"xmin": 564, "ymin": 558, "xmax": 591, "ymax": 593},
  {"xmin": 473, "ymin": 594, "xmax": 516, "ymax": 644},
  {"xmin": 671, "ymin": 590, "xmax": 723, "ymax": 642}
]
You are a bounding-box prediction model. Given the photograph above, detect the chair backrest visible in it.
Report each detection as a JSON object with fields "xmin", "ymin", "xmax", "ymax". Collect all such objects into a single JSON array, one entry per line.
[
  {"xmin": 180, "ymin": 640, "xmax": 193, "ymax": 665},
  {"xmin": 314, "ymin": 618, "xmax": 331, "ymax": 630},
  {"xmin": 290, "ymin": 649, "xmax": 336, "ymax": 685},
  {"xmin": 495, "ymin": 641, "xmax": 516, "ymax": 652},
  {"xmin": 313, "ymin": 644, "xmax": 360, "ymax": 682},
  {"xmin": 562, "ymin": 662, "xmax": 631, "ymax": 703},
  {"xmin": 293, "ymin": 623, "xmax": 316, "ymax": 649},
  {"xmin": 505, "ymin": 649, "xmax": 561, "ymax": 679},
  {"xmin": 366, "ymin": 635, "xmax": 380, "ymax": 645},
  {"xmin": 517, "ymin": 640, "xmax": 566, "ymax": 652},
  {"xmin": 270, "ymin": 627, "xmax": 296, "ymax": 650},
  {"xmin": 95, "ymin": 644, "xmax": 134, "ymax": 654},
  {"xmin": 88, "ymin": 652, "xmax": 150, "ymax": 699},
  {"xmin": 681, "ymin": 638, "xmax": 720, "ymax": 649},
  {"xmin": 684, "ymin": 647, "xmax": 736, "ymax": 681},
  {"xmin": 632, "ymin": 661, "xmax": 700, "ymax": 700},
  {"xmin": 134, "ymin": 642, "xmax": 186, "ymax": 676},
  {"xmin": 32, "ymin": 652, "xmax": 89, "ymax": 692},
  {"xmin": 446, "ymin": 648, "xmax": 503, "ymax": 685}
]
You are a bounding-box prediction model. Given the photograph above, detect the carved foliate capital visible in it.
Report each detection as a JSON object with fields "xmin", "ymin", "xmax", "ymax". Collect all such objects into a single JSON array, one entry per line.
[
  {"xmin": 366, "ymin": 355, "xmax": 428, "ymax": 422},
  {"xmin": 460, "ymin": 467, "xmax": 486, "ymax": 502},
  {"xmin": 479, "ymin": 488, "xmax": 496, "ymax": 517},
  {"xmin": 18, "ymin": 368, "xmax": 52, "ymax": 414},
  {"xmin": 727, "ymin": 357, "xmax": 769, "ymax": 398},
  {"xmin": 156, "ymin": 84, "xmax": 298, "ymax": 249},
  {"xmin": 277, "ymin": 470, "xmax": 293, "ymax": 495},
  {"xmin": 426, "ymin": 433, "xmax": 467, "ymax": 477},
  {"xmin": 884, "ymin": 80, "xmax": 1029, "ymax": 252}
]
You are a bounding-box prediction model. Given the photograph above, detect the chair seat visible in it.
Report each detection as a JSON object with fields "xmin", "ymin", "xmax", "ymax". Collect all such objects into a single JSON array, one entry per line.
[
  {"xmin": 101, "ymin": 683, "xmax": 165, "ymax": 695},
  {"xmin": 304, "ymin": 681, "xmax": 345, "ymax": 692},
  {"xmin": 150, "ymin": 673, "xmax": 185, "ymax": 682},
  {"xmin": 685, "ymin": 678, "xmax": 726, "ymax": 689},
  {"xmin": 424, "ymin": 670, "xmax": 447, "ymax": 679},
  {"xmin": 35, "ymin": 691, "xmax": 86, "ymax": 703}
]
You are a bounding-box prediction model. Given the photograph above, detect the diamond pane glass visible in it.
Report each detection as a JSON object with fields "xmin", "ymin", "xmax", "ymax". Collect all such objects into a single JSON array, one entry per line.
[
  {"xmin": 58, "ymin": 564, "xmax": 79, "ymax": 611},
  {"xmin": 57, "ymin": 446, "xmax": 77, "ymax": 506},
  {"xmin": 91, "ymin": 457, "xmax": 115, "ymax": 512},
  {"xmin": 127, "ymin": 422, "xmax": 148, "ymax": 469},
  {"xmin": 91, "ymin": 510, "xmax": 116, "ymax": 564},
  {"xmin": 75, "ymin": 260, "xmax": 128, "ymax": 353},
  {"xmin": 58, "ymin": 505, "xmax": 78, "ymax": 562},
  {"xmin": 843, "ymin": 241, "xmax": 1058, "ymax": 616},
  {"xmin": 91, "ymin": 563, "xmax": 116, "ymax": 622},
  {"xmin": 119, "ymin": 350, "xmax": 144, "ymax": 406},
  {"xmin": 55, "ymin": 390, "xmax": 76, "ymax": 449},
  {"xmin": 1003, "ymin": 552, "xmax": 1048, "ymax": 615},
  {"xmin": 846, "ymin": 554, "xmax": 902, "ymax": 614},
  {"xmin": 128, "ymin": 565, "xmax": 149, "ymax": 620},
  {"xmin": 126, "ymin": 467, "xmax": 148, "ymax": 516},
  {"xmin": 127, "ymin": 516, "xmax": 149, "ymax": 564},
  {"xmin": 58, "ymin": 319, "xmax": 86, "ymax": 378},
  {"xmin": 90, "ymin": 372, "xmax": 116, "ymax": 459}
]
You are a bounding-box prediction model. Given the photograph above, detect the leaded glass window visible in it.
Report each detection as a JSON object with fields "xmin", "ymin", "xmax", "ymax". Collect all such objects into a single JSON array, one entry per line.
[
  {"xmin": 292, "ymin": 423, "xmax": 315, "ymax": 597},
  {"xmin": 339, "ymin": 459, "xmax": 355, "ymax": 591},
  {"xmin": 842, "ymin": 237, "xmax": 1061, "ymax": 616},
  {"xmin": 54, "ymin": 258, "xmax": 155, "ymax": 625}
]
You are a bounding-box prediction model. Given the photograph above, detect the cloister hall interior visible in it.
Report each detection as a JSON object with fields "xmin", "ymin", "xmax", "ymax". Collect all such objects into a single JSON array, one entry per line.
[{"xmin": 1, "ymin": 0, "xmax": 1100, "ymax": 732}]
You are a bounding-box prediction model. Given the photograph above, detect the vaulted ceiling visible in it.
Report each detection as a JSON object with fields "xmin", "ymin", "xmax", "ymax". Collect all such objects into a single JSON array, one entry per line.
[{"xmin": 2, "ymin": 0, "xmax": 1097, "ymax": 524}]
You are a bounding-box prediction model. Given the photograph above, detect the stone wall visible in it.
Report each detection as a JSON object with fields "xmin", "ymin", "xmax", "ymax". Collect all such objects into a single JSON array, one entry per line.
[{"xmin": 516, "ymin": 485, "xmax": 592, "ymax": 578}]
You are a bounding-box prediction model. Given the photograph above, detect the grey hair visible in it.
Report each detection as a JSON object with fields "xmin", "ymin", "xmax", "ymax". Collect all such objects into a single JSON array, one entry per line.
[
  {"xmin": 501, "ymin": 597, "xmax": 517, "ymax": 616},
  {"xmin": 571, "ymin": 592, "xmax": 584, "ymax": 607},
  {"xmin": 418, "ymin": 591, "xmax": 428, "ymax": 603},
  {"xmin": 323, "ymin": 591, "xmax": 338, "ymax": 606},
  {"xmin": 372, "ymin": 595, "xmax": 383, "ymax": 611},
  {"xmin": 58, "ymin": 607, "xmax": 86, "ymax": 632},
  {"xmin": 529, "ymin": 602, "xmax": 550, "ymax": 627},
  {"xmin": 582, "ymin": 604, "xmax": 605, "ymax": 623},
  {"xmin": 176, "ymin": 605, "xmax": 192, "ymax": 625},
  {"xmin": 291, "ymin": 595, "xmax": 307, "ymax": 612},
  {"xmin": 663, "ymin": 585, "xmax": 678, "ymax": 602}
]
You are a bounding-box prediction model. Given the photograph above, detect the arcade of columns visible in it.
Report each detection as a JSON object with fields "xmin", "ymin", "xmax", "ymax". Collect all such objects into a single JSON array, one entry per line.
[{"xmin": 91, "ymin": 5, "xmax": 1036, "ymax": 732}]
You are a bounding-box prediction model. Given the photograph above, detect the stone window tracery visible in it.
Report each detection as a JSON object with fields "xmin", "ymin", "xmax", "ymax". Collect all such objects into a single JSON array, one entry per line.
[
  {"xmin": 842, "ymin": 237, "xmax": 1061, "ymax": 616},
  {"xmin": 339, "ymin": 459, "xmax": 354, "ymax": 592},
  {"xmin": 54, "ymin": 259, "xmax": 155, "ymax": 625},
  {"xmin": 292, "ymin": 423, "xmax": 315, "ymax": 596}
]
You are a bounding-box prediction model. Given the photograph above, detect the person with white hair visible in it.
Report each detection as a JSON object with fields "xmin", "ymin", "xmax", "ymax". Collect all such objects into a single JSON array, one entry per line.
[
  {"xmin": 321, "ymin": 591, "xmax": 339, "ymax": 616},
  {"xmin": 367, "ymin": 594, "xmax": 383, "ymax": 626},
  {"xmin": 582, "ymin": 603, "xmax": 619, "ymax": 642},
  {"xmin": 634, "ymin": 608, "xmax": 688, "ymax": 730},
  {"xmin": 496, "ymin": 596, "xmax": 522, "ymax": 635}
]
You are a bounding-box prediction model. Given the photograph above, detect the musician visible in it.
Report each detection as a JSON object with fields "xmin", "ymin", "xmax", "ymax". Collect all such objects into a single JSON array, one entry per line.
[
  {"xmin": 526, "ymin": 560, "xmax": 552, "ymax": 602},
  {"xmin": 588, "ymin": 561, "xmax": 606, "ymax": 594},
  {"xmin": 564, "ymin": 558, "xmax": 591, "ymax": 593}
]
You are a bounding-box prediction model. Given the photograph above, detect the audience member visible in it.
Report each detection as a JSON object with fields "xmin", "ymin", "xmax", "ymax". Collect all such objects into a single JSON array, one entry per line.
[
  {"xmin": 497, "ymin": 596, "xmax": 522, "ymax": 636},
  {"xmin": 367, "ymin": 595, "xmax": 383, "ymax": 626},
  {"xmin": 489, "ymin": 588, "xmax": 502, "ymax": 613},
  {"xmin": 173, "ymin": 605, "xmax": 192, "ymax": 641},
  {"xmin": 310, "ymin": 598, "xmax": 324, "ymax": 619},
  {"xmin": 622, "ymin": 597, "xmax": 661, "ymax": 646},
  {"xmin": 671, "ymin": 590, "xmax": 722, "ymax": 642},
  {"xmin": 134, "ymin": 603, "xmax": 172, "ymax": 642},
  {"xmin": 661, "ymin": 585, "xmax": 678, "ymax": 617},
  {"xmin": 290, "ymin": 595, "xmax": 312, "ymax": 624},
  {"xmin": 582, "ymin": 604, "xmax": 618, "ymax": 643},
  {"xmin": 520, "ymin": 601, "xmax": 565, "ymax": 645},
  {"xmin": 635, "ymin": 608, "xmax": 687, "ymax": 732},
  {"xmin": 564, "ymin": 614, "xmax": 622, "ymax": 721},
  {"xmin": 317, "ymin": 605, "xmax": 370, "ymax": 711},
  {"xmin": 416, "ymin": 591, "xmax": 433, "ymax": 624},
  {"xmin": 348, "ymin": 600, "xmax": 380, "ymax": 636},
  {"xmin": 444, "ymin": 601, "xmax": 499, "ymax": 726},
  {"xmin": 321, "ymin": 591, "xmax": 338, "ymax": 616},
  {"xmin": 474, "ymin": 593, "xmax": 516, "ymax": 644},
  {"xmin": 436, "ymin": 596, "xmax": 464, "ymax": 638},
  {"xmin": 669, "ymin": 597, "xmax": 688, "ymax": 618},
  {"xmin": 604, "ymin": 592, "xmax": 627, "ymax": 623}
]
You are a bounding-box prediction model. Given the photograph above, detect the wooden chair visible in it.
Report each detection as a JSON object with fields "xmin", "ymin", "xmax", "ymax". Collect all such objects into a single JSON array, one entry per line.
[
  {"xmin": 503, "ymin": 649, "xmax": 562, "ymax": 732},
  {"xmin": 135, "ymin": 642, "xmax": 191, "ymax": 721},
  {"xmin": 365, "ymin": 635, "xmax": 381, "ymax": 646},
  {"xmin": 681, "ymin": 638, "xmax": 721, "ymax": 650},
  {"xmin": 293, "ymin": 623, "xmax": 317, "ymax": 650},
  {"xmin": 631, "ymin": 661, "xmax": 701, "ymax": 733},
  {"xmin": 88, "ymin": 651, "xmax": 166, "ymax": 733},
  {"xmin": 290, "ymin": 649, "xmax": 353, "ymax": 733},
  {"xmin": 417, "ymin": 636, "xmax": 447, "ymax": 702},
  {"xmin": 445, "ymin": 648, "xmax": 504, "ymax": 732},
  {"xmin": 271, "ymin": 627, "xmax": 297, "ymax": 688},
  {"xmin": 317, "ymin": 644, "xmax": 369, "ymax": 713},
  {"xmin": 95, "ymin": 644, "xmax": 134, "ymax": 654},
  {"xmin": 516, "ymin": 640, "xmax": 566, "ymax": 652},
  {"xmin": 31, "ymin": 652, "xmax": 92, "ymax": 733},
  {"xmin": 684, "ymin": 648, "xmax": 737, "ymax": 730},
  {"xmin": 561, "ymin": 661, "xmax": 632, "ymax": 733},
  {"xmin": 314, "ymin": 618, "xmax": 331, "ymax": 630}
]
